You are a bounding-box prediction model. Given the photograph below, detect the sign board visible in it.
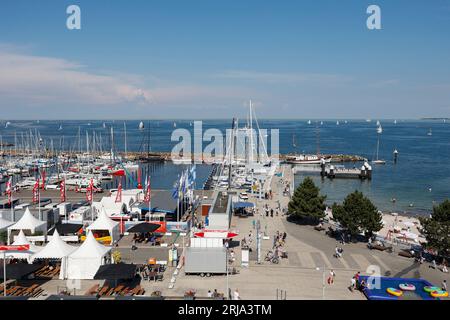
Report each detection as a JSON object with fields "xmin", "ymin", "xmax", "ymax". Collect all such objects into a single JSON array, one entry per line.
[{"xmin": 0, "ymin": 245, "xmax": 30, "ymax": 251}]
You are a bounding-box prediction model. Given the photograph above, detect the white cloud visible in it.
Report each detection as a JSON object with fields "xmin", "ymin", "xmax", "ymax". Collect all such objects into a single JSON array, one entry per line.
[
  {"xmin": 0, "ymin": 50, "xmax": 154, "ymax": 106},
  {"xmin": 0, "ymin": 47, "xmax": 251, "ymax": 110}
]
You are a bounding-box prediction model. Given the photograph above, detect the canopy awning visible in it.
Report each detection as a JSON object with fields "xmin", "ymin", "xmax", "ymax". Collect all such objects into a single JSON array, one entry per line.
[
  {"xmin": 48, "ymin": 223, "xmax": 83, "ymax": 236},
  {"xmin": 127, "ymin": 223, "xmax": 160, "ymax": 233},
  {"xmin": 0, "ymin": 263, "xmax": 44, "ymax": 280},
  {"xmin": 93, "ymin": 264, "xmax": 137, "ymax": 280},
  {"xmin": 233, "ymin": 202, "xmax": 255, "ymax": 209}
]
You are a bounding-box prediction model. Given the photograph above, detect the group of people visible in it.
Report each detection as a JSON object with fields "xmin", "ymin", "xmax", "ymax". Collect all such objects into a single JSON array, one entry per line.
[
  {"xmin": 430, "ymin": 259, "xmax": 449, "ymax": 273},
  {"xmin": 262, "ymin": 203, "xmax": 280, "ymax": 218},
  {"xmin": 207, "ymin": 288, "xmax": 240, "ymax": 300},
  {"xmin": 272, "ymin": 231, "xmax": 288, "ymax": 259},
  {"xmin": 264, "ymin": 190, "xmax": 273, "ymax": 200},
  {"xmin": 349, "ymin": 271, "xmax": 366, "ymax": 292}
]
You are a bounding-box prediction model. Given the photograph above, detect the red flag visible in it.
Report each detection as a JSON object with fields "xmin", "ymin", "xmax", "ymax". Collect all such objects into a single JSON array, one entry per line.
[
  {"xmin": 32, "ymin": 179, "xmax": 40, "ymax": 203},
  {"xmin": 86, "ymin": 178, "xmax": 94, "ymax": 202},
  {"xmin": 115, "ymin": 179, "xmax": 122, "ymax": 203},
  {"xmin": 144, "ymin": 176, "xmax": 151, "ymax": 205},
  {"xmin": 41, "ymin": 169, "xmax": 46, "ymax": 190},
  {"xmin": 5, "ymin": 177, "xmax": 12, "ymax": 205},
  {"xmin": 60, "ymin": 179, "xmax": 66, "ymax": 203}
]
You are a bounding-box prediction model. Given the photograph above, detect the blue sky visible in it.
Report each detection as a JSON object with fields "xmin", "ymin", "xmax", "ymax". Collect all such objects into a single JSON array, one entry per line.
[{"xmin": 0, "ymin": 0, "xmax": 449, "ymax": 119}]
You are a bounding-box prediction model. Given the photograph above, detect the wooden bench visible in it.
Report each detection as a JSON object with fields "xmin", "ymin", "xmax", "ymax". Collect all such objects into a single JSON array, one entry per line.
[{"xmin": 98, "ymin": 286, "xmax": 110, "ymax": 296}]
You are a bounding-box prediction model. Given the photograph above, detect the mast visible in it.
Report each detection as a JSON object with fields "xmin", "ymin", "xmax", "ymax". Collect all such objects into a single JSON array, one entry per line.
[
  {"xmin": 110, "ymin": 126, "xmax": 115, "ymax": 164},
  {"xmin": 249, "ymin": 100, "xmax": 254, "ymax": 164},
  {"xmin": 124, "ymin": 122, "xmax": 128, "ymax": 160},
  {"xmin": 227, "ymin": 118, "xmax": 237, "ymax": 190}
]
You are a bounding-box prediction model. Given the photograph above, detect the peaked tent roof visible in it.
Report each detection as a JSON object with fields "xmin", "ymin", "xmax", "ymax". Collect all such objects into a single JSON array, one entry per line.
[
  {"xmin": 87, "ymin": 209, "xmax": 119, "ymax": 231},
  {"xmin": 69, "ymin": 231, "xmax": 111, "ymax": 259},
  {"xmin": 31, "ymin": 230, "xmax": 76, "ymax": 261},
  {"xmin": 13, "ymin": 230, "xmax": 42, "ymax": 253},
  {"xmin": 8, "ymin": 207, "xmax": 46, "ymax": 232}
]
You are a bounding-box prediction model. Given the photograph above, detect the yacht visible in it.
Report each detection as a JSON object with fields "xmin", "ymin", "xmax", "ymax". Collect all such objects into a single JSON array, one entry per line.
[{"xmin": 285, "ymin": 154, "xmax": 331, "ymax": 165}]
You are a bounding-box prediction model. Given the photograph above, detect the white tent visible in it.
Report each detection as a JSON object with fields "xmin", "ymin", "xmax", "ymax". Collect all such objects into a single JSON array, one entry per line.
[
  {"xmin": 86, "ymin": 209, "xmax": 120, "ymax": 245},
  {"xmin": 0, "ymin": 217, "xmax": 14, "ymax": 231},
  {"xmin": 30, "ymin": 230, "xmax": 77, "ymax": 279},
  {"xmin": 6, "ymin": 230, "xmax": 42, "ymax": 262},
  {"xmin": 7, "ymin": 208, "xmax": 47, "ymax": 244},
  {"xmin": 64, "ymin": 231, "xmax": 111, "ymax": 280},
  {"xmin": 30, "ymin": 229, "xmax": 76, "ymax": 261}
]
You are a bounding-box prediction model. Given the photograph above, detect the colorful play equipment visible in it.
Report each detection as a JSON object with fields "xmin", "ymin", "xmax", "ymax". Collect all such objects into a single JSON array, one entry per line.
[
  {"xmin": 386, "ymin": 287, "xmax": 403, "ymax": 297},
  {"xmin": 423, "ymin": 286, "xmax": 441, "ymax": 293},
  {"xmin": 430, "ymin": 290, "xmax": 448, "ymax": 298},
  {"xmin": 399, "ymin": 283, "xmax": 416, "ymax": 291}
]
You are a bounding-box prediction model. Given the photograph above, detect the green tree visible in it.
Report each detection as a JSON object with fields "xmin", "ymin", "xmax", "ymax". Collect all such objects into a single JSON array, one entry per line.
[
  {"xmin": 419, "ymin": 200, "xmax": 450, "ymax": 257},
  {"xmin": 287, "ymin": 177, "xmax": 326, "ymax": 223},
  {"xmin": 332, "ymin": 191, "xmax": 383, "ymax": 239}
]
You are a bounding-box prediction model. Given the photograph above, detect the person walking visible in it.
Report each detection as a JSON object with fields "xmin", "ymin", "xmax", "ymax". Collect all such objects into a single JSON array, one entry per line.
[
  {"xmin": 442, "ymin": 260, "xmax": 448, "ymax": 273},
  {"xmin": 233, "ymin": 289, "xmax": 240, "ymax": 300},
  {"xmin": 442, "ymin": 280, "xmax": 447, "ymax": 291},
  {"xmin": 349, "ymin": 277, "xmax": 356, "ymax": 292},
  {"xmin": 328, "ymin": 269, "xmax": 336, "ymax": 284}
]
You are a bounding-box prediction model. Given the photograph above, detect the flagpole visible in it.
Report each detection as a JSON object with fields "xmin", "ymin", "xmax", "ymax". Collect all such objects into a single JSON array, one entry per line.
[
  {"xmin": 3, "ymin": 251, "xmax": 6, "ymax": 297},
  {"xmin": 38, "ymin": 166, "xmax": 41, "ymax": 220}
]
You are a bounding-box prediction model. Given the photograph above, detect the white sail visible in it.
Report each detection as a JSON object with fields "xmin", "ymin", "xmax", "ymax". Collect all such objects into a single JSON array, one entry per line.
[{"xmin": 377, "ymin": 125, "xmax": 383, "ymax": 134}]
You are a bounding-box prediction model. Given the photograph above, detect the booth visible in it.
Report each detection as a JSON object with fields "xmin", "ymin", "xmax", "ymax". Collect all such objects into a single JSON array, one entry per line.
[
  {"xmin": 64, "ymin": 231, "xmax": 111, "ymax": 280},
  {"xmin": 7, "ymin": 208, "xmax": 47, "ymax": 245},
  {"xmin": 86, "ymin": 209, "xmax": 120, "ymax": 245}
]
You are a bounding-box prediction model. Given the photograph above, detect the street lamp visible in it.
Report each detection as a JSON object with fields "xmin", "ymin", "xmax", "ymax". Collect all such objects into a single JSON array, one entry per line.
[
  {"xmin": 315, "ymin": 264, "xmax": 326, "ymax": 300},
  {"xmin": 225, "ymin": 240, "xmax": 229, "ymax": 299}
]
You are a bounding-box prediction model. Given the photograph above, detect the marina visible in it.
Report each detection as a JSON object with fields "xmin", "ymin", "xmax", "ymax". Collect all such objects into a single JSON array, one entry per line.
[{"xmin": 0, "ymin": 1, "xmax": 449, "ymax": 309}]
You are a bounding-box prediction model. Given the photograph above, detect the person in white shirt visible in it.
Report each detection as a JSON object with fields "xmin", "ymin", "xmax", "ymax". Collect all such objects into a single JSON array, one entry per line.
[{"xmin": 233, "ymin": 289, "xmax": 240, "ymax": 300}]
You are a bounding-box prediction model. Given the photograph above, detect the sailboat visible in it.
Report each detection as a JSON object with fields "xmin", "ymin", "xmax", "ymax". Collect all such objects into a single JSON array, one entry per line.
[
  {"xmin": 336, "ymin": 120, "xmax": 340, "ymax": 125},
  {"xmin": 376, "ymin": 120, "xmax": 380, "ymax": 126},
  {"xmin": 307, "ymin": 120, "xmax": 311, "ymax": 125},
  {"xmin": 139, "ymin": 121, "xmax": 145, "ymax": 130},
  {"xmin": 394, "ymin": 120, "xmax": 397, "ymax": 124},
  {"xmin": 427, "ymin": 128, "xmax": 432, "ymax": 136},
  {"xmin": 103, "ymin": 122, "xmax": 106, "ymax": 129},
  {"xmin": 372, "ymin": 125, "xmax": 386, "ymax": 164},
  {"xmin": 320, "ymin": 121, "xmax": 323, "ymax": 125},
  {"xmin": 58, "ymin": 125, "xmax": 63, "ymax": 131}
]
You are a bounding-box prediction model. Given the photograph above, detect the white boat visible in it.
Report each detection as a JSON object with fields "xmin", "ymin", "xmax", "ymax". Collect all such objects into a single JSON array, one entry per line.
[
  {"xmin": 336, "ymin": 121, "xmax": 340, "ymax": 125},
  {"xmin": 139, "ymin": 121, "xmax": 144, "ymax": 130},
  {"xmin": 394, "ymin": 120, "xmax": 397, "ymax": 124},
  {"xmin": 427, "ymin": 128, "xmax": 432, "ymax": 136},
  {"xmin": 307, "ymin": 120, "xmax": 311, "ymax": 125},
  {"xmin": 376, "ymin": 120, "xmax": 381, "ymax": 126},
  {"xmin": 372, "ymin": 125, "xmax": 386, "ymax": 164},
  {"xmin": 285, "ymin": 154, "xmax": 331, "ymax": 165}
]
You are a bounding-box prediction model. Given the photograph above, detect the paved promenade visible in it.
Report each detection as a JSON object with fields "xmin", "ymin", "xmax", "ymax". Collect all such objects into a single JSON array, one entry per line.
[{"xmin": 168, "ymin": 164, "xmax": 449, "ymax": 299}]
